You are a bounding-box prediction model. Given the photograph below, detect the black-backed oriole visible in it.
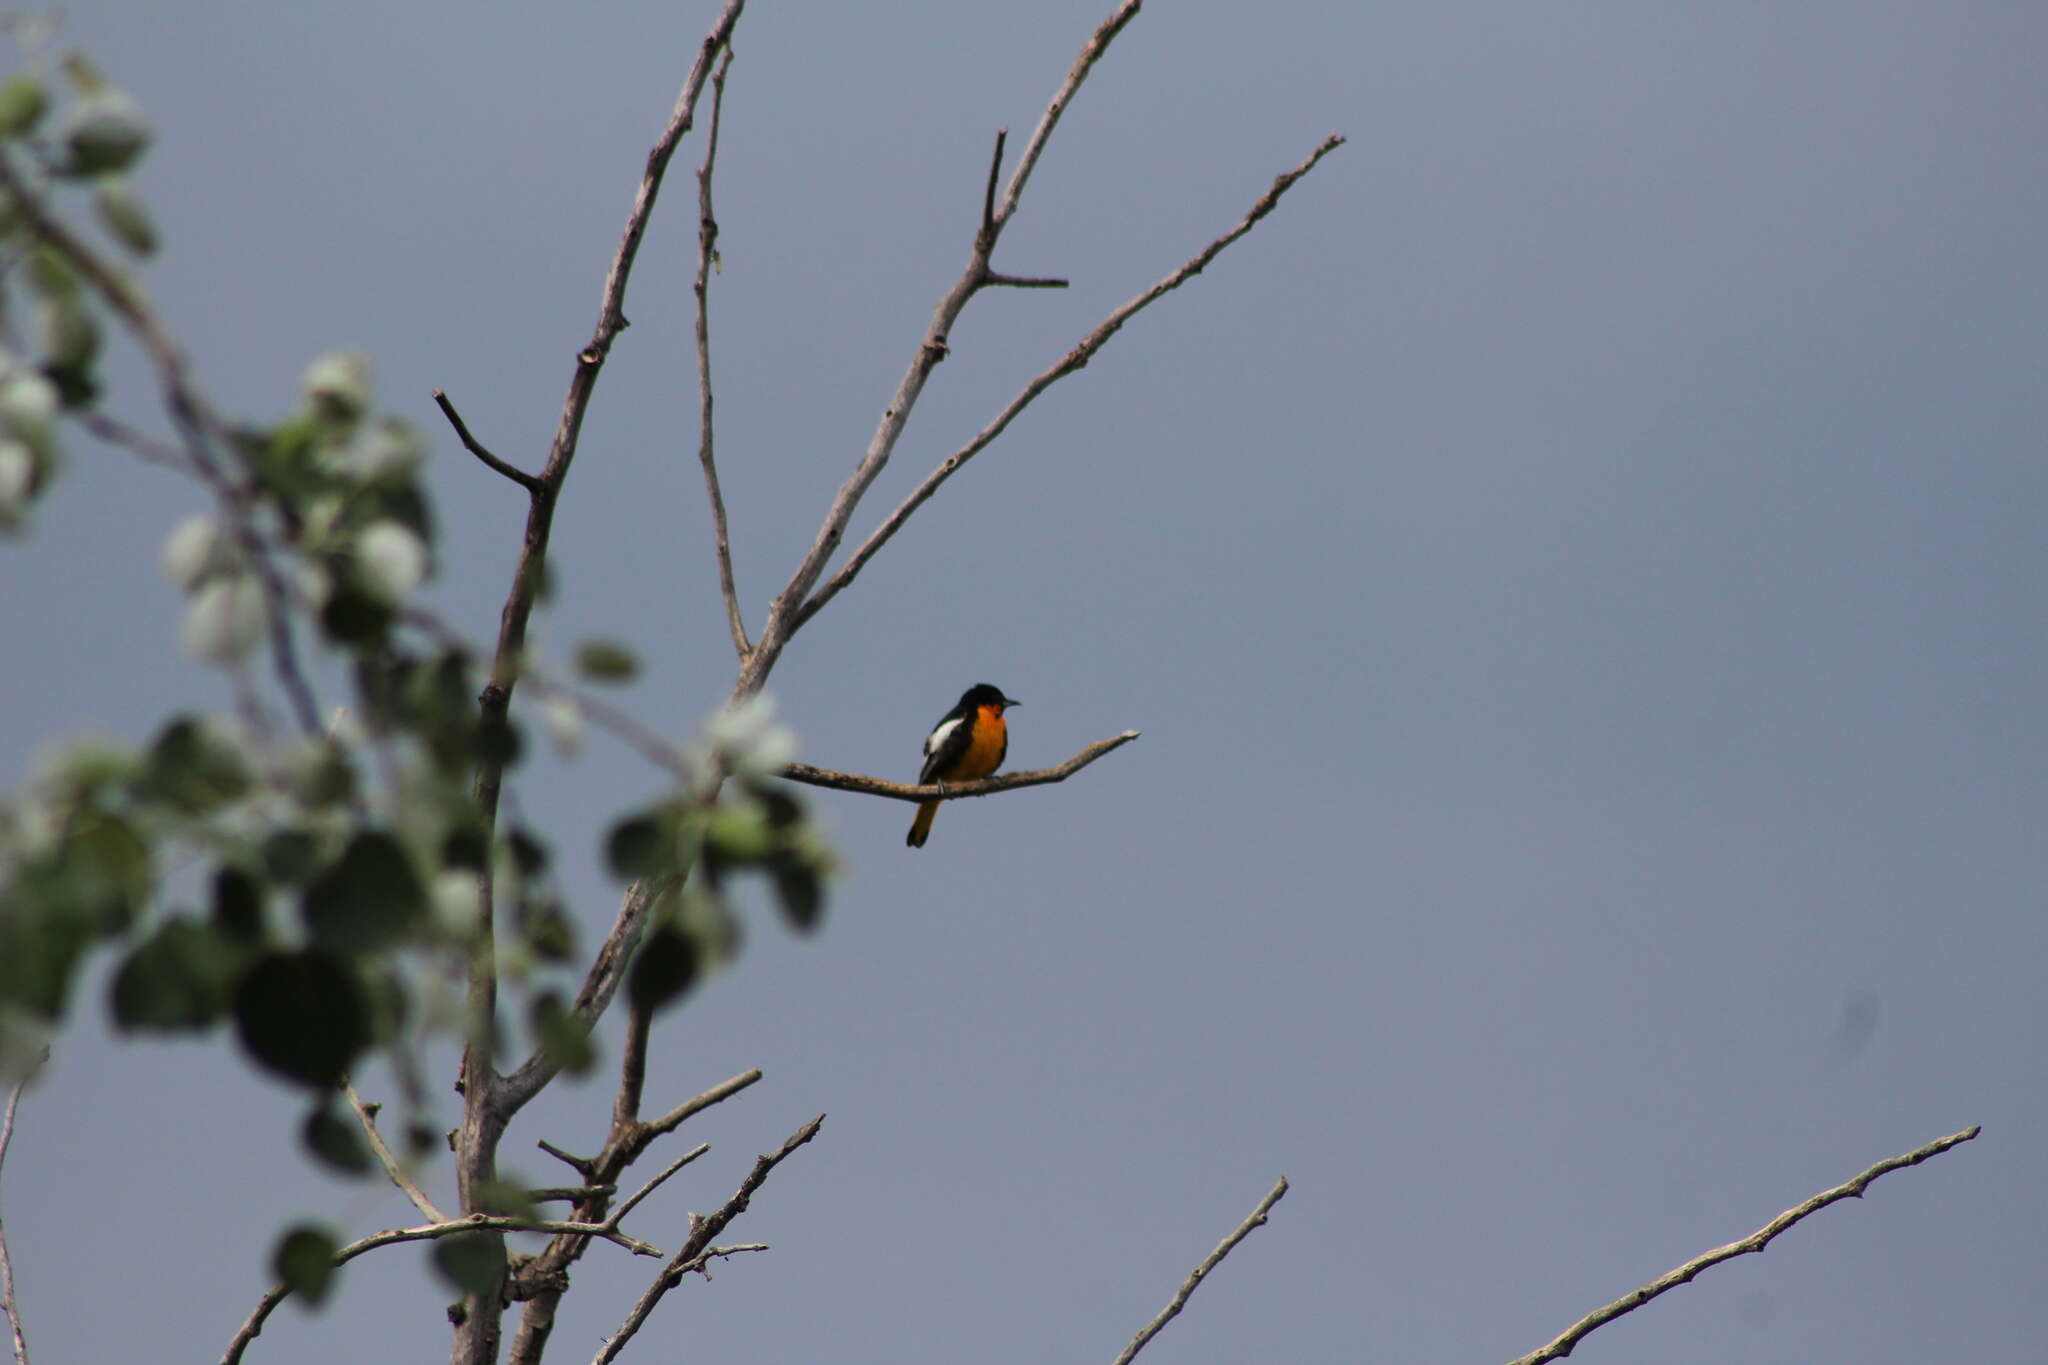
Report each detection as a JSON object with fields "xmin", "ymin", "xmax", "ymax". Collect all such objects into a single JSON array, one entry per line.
[{"xmin": 906, "ymin": 683, "xmax": 1019, "ymax": 848}]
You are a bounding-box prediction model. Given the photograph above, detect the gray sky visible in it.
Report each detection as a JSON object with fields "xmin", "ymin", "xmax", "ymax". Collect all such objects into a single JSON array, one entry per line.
[{"xmin": 4, "ymin": 2, "xmax": 2044, "ymax": 1362}]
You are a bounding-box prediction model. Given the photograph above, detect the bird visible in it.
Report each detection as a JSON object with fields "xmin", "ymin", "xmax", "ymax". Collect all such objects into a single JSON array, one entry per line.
[{"xmin": 906, "ymin": 683, "xmax": 1020, "ymax": 848}]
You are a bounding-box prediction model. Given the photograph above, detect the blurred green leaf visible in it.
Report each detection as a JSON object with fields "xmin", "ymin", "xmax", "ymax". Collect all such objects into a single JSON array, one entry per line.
[
  {"xmin": 259, "ymin": 828, "xmax": 320, "ymax": 886},
  {"xmin": 574, "ymin": 640, "xmax": 639, "ymax": 683},
  {"xmin": 233, "ymin": 950, "xmax": 369, "ymax": 1088},
  {"xmin": 432, "ymin": 1230, "xmax": 502, "ymax": 1296},
  {"xmin": 134, "ymin": 716, "xmax": 252, "ymax": 814},
  {"xmin": 770, "ymin": 854, "xmax": 825, "ymax": 935},
  {"xmin": 109, "ymin": 916, "xmax": 246, "ymax": 1030},
  {"xmin": 529, "ymin": 990, "xmax": 593, "ymax": 1077},
  {"xmin": 604, "ymin": 811, "xmax": 673, "ymax": 881},
  {"xmin": 0, "ymin": 889, "xmax": 91, "ymax": 1018},
  {"xmin": 318, "ymin": 583, "xmax": 393, "ymax": 646},
  {"xmin": 303, "ymin": 831, "xmax": 426, "ymax": 953},
  {"xmin": 272, "ymin": 1224, "xmax": 340, "ymax": 1307},
  {"xmin": 0, "ymin": 75, "xmax": 48, "ymax": 136},
  {"xmin": 92, "ymin": 179, "xmax": 156, "ymax": 254},
  {"xmin": 506, "ymin": 828, "xmax": 548, "ymax": 877},
  {"xmin": 302, "ymin": 1105, "xmax": 373, "ymax": 1177},
  {"xmin": 627, "ymin": 925, "xmax": 699, "ymax": 1016},
  {"xmin": 472, "ymin": 1179, "xmax": 537, "ymax": 1219},
  {"xmin": 213, "ymin": 865, "xmax": 266, "ymax": 942}
]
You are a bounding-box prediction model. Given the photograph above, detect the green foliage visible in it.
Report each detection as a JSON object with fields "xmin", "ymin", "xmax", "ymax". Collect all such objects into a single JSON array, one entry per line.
[
  {"xmin": 233, "ymin": 951, "xmax": 372, "ymax": 1089},
  {"xmin": 574, "ymin": 639, "xmax": 639, "ymax": 683},
  {"xmin": 272, "ymin": 1224, "xmax": 341, "ymax": 1307},
  {"xmin": 432, "ymin": 1230, "xmax": 503, "ymax": 1295},
  {"xmin": 302, "ymin": 1104, "xmax": 374, "ymax": 1177},
  {"xmin": 0, "ymin": 24, "xmax": 840, "ymax": 1319}
]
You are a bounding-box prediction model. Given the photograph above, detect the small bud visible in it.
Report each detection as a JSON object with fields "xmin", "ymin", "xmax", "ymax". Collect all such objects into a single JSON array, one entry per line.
[
  {"xmin": 161, "ymin": 514, "xmax": 224, "ymax": 589},
  {"xmin": 180, "ymin": 573, "xmax": 266, "ymax": 664},
  {"xmin": 300, "ymin": 349, "xmax": 371, "ymax": 424},
  {"xmin": 92, "ymin": 179, "xmax": 156, "ymax": 255},
  {"xmin": 56, "ymin": 89, "xmax": 150, "ymax": 176},
  {"xmin": 352, "ymin": 521, "xmax": 427, "ymax": 603},
  {"xmin": 0, "ymin": 75, "xmax": 49, "ymax": 137}
]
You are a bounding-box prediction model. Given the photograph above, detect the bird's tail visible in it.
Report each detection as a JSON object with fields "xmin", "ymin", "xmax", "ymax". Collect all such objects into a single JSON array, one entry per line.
[{"xmin": 906, "ymin": 800, "xmax": 939, "ymax": 848}]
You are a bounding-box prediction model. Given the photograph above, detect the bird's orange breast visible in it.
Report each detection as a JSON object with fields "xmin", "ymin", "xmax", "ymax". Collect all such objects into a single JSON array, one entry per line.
[{"xmin": 955, "ymin": 705, "xmax": 1008, "ymax": 781}]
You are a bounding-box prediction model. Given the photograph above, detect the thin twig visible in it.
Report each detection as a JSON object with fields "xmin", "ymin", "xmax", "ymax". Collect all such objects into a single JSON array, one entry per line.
[
  {"xmin": 992, "ymin": 0, "xmax": 1144, "ymax": 232},
  {"xmin": 782, "ymin": 730, "xmax": 1139, "ymax": 803},
  {"xmin": 796, "ymin": 132, "xmax": 1345, "ymax": 628},
  {"xmin": 1111, "ymin": 1177, "xmax": 1288, "ymax": 1365},
  {"xmin": 434, "ymin": 390, "xmax": 541, "ymax": 492},
  {"xmin": 594, "ymin": 1115, "xmax": 824, "ymax": 1365},
  {"xmin": 639, "ymin": 1069, "xmax": 765, "ymax": 1146},
  {"xmin": 74, "ymin": 409, "xmax": 200, "ymax": 474},
  {"xmin": 505, "ymin": 1068, "xmax": 763, "ymax": 1365},
  {"xmin": 612, "ymin": 1143, "xmax": 711, "ymax": 1226},
  {"xmin": 693, "ymin": 47, "xmax": 750, "ymax": 660},
  {"xmin": 527, "ymin": 1186, "xmax": 615, "ymax": 1205},
  {"xmin": 730, "ymin": 0, "xmax": 1146, "ymax": 703},
  {"xmin": 342, "ymin": 1078, "xmax": 446, "ymax": 1222},
  {"xmin": 0, "ymin": 1055, "xmax": 45, "ymax": 1365},
  {"xmin": 1505, "ymin": 1126, "xmax": 1983, "ymax": 1365},
  {"xmin": 220, "ymin": 1207, "xmax": 672, "ymax": 1365}
]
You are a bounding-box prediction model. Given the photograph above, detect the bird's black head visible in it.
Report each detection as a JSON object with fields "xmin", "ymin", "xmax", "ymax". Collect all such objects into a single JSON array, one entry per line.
[{"xmin": 962, "ymin": 683, "xmax": 1020, "ymax": 712}]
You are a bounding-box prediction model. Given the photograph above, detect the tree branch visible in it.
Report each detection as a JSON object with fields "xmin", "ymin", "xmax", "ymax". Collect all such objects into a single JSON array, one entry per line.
[
  {"xmin": 434, "ymin": 390, "xmax": 541, "ymax": 492},
  {"xmin": 795, "ymin": 132, "xmax": 1345, "ymax": 629},
  {"xmin": 594, "ymin": 1115, "xmax": 825, "ymax": 1365},
  {"xmin": 505, "ymin": 1068, "xmax": 762, "ymax": 1365},
  {"xmin": 1111, "ymin": 1177, "xmax": 1287, "ymax": 1365},
  {"xmin": 693, "ymin": 46, "xmax": 750, "ymax": 661},
  {"xmin": 455, "ymin": 10, "xmax": 746, "ymax": 1361},
  {"xmin": 220, "ymin": 1207, "xmax": 675, "ymax": 1365},
  {"xmin": 342, "ymin": 1078, "xmax": 446, "ymax": 1222},
  {"xmin": 0, "ymin": 1054, "xmax": 43, "ymax": 1365},
  {"xmin": 1505, "ymin": 1126, "xmax": 1983, "ymax": 1365},
  {"xmin": 781, "ymin": 730, "xmax": 1139, "ymax": 803},
  {"xmin": 730, "ymin": 0, "xmax": 1146, "ymax": 703}
]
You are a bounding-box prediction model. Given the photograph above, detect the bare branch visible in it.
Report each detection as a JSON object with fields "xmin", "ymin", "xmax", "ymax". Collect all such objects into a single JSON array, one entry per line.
[
  {"xmin": 782, "ymin": 730, "xmax": 1139, "ymax": 803},
  {"xmin": 527, "ymin": 1186, "xmax": 615, "ymax": 1205},
  {"xmin": 693, "ymin": 47, "xmax": 750, "ymax": 661},
  {"xmin": 994, "ymin": 0, "xmax": 1144, "ymax": 231},
  {"xmin": 1505, "ymin": 1126, "xmax": 1983, "ymax": 1365},
  {"xmin": 640, "ymin": 1068, "xmax": 765, "ymax": 1146},
  {"xmin": 1112, "ymin": 1177, "xmax": 1288, "ymax": 1365},
  {"xmin": 797, "ymin": 132, "xmax": 1345, "ymax": 628},
  {"xmin": 434, "ymin": 390, "xmax": 541, "ymax": 492},
  {"xmin": 221, "ymin": 1207, "xmax": 674, "ymax": 1365},
  {"xmin": 731, "ymin": 0, "xmax": 1148, "ymax": 703},
  {"xmin": 594, "ymin": 1115, "xmax": 825, "ymax": 1365},
  {"xmin": 612, "ymin": 1143, "xmax": 711, "ymax": 1226},
  {"xmin": 342, "ymin": 1078, "xmax": 446, "ymax": 1222},
  {"xmin": 506, "ymin": 1068, "xmax": 762, "ymax": 1365},
  {"xmin": 0, "ymin": 1054, "xmax": 45, "ymax": 1365},
  {"xmin": 458, "ymin": 38, "xmax": 746, "ymax": 1329}
]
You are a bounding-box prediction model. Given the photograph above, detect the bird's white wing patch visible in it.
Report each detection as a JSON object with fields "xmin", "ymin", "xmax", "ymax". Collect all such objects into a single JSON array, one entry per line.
[{"xmin": 923, "ymin": 716, "xmax": 960, "ymax": 758}]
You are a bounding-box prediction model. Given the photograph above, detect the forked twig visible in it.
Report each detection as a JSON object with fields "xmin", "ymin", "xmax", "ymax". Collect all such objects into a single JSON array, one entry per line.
[
  {"xmin": 797, "ymin": 132, "xmax": 1345, "ymax": 628},
  {"xmin": 593, "ymin": 1115, "xmax": 824, "ymax": 1365}
]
